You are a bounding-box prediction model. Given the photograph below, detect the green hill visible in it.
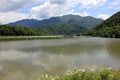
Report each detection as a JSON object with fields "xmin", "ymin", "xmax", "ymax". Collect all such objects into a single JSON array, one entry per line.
[
  {"xmin": 0, "ymin": 25, "xmax": 43, "ymax": 36},
  {"xmin": 84, "ymin": 11, "xmax": 120, "ymax": 38}
]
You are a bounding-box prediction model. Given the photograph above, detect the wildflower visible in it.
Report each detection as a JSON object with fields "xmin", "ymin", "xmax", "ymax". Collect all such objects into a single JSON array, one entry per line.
[
  {"xmin": 66, "ymin": 70, "xmax": 73, "ymax": 75},
  {"xmin": 52, "ymin": 78, "xmax": 55, "ymax": 80},
  {"xmin": 108, "ymin": 74, "xmax": 113, "ymax": 78},
  {"xmin": 89, "ymin": 68, "xmax": 95, "ymax": 72},
  {"xmin": 73, "ymin": 67, "xmax": 78, "ymax": 73},
  {"xmin": 106, "ymin": 67, "xmax": 112, "ymax": 70},
  {"xmin": 82, "ymin": 69, "xmax": 86, "ymax": 72},
  {"xmin": 45, "ymin": 74, "xmax": 48, "ymax": 78}
]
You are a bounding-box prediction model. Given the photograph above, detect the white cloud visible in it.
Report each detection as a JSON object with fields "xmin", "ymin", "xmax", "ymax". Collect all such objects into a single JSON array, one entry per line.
[
  {"xmin": 80, "ymin": 0, "xmax": 107, "ymax": 9},
  {"xmin": 66, "ymin": 9, "xmax": 89, "ymax": 16},
  {"xmin": 29, "ymin": 0, "xmax": 90, "ymax": 20},
  {"xmin": 0, "ymin": 0, "xmax": 108, "ymax": 24},
  {"xmin": 0, "ymin": 11, "xmax": 28, "ymax": 24},
  {"xmin": 0, "ymin": 0, "xmax": 43, "ymax": 12},
  {"xmin": 30, "ymin": 2, "xmax": 65, "ymax": 19},
  {"xmin": 112, "ymin": 0, "xmax": 120, "ymax": 5},
  {"xmin": 97, "ymin": 14, "xmax": 110, "ymax": 20}
]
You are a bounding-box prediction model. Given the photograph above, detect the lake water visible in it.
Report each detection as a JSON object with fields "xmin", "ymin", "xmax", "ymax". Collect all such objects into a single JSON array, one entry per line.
[{"xmin": 0, "ymin": 36, "xmax": 120, "ymax": 80}]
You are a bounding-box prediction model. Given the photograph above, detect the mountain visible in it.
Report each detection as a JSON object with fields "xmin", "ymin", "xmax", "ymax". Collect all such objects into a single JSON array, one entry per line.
[
  {"xmin": 84, "ymin": 11, "xmax": 120, "ymax": 38},
  {"xmin": 95, "ymin": 11, "xmax": 120, "ymax": 29},
  {"xmin": 9, "ymin": 19, "xmax": 39, "ymax": 28},
  {"xmin": 8, "ymin": 15, "xmax": 103, "ymax": 35},
  {"xmin": 8, "ymin": 15, "xmax": 103, "ymax": 29}
]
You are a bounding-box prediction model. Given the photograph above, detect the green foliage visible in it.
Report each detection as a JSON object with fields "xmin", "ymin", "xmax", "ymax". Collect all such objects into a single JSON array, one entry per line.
[
  {"xmin": 84, "ymin": 26, "xmax": 120, "ymax": 38},
  {"xmin": 95, "ymin": 11, "xmax": 120, "ymax": 30},
  {"xmin": 38, "ymin": 69, "xmax": 120, "ymax": 80},
  {"xmin": 38, "ymin": 23, "xmax": 86, "ymax": 35},
  {"xmin": 0, "ymin": 25, "xmax": 43, "ymax": 36},
  {"xmin": 84, "ymin": 11, "xmax": 120, "ymax": 38}
]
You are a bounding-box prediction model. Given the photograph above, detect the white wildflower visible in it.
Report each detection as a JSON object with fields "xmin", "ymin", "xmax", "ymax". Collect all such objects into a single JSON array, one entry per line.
[{"xmin": 108, "ymin": 74, "xmax": 113, "ymax": 78}]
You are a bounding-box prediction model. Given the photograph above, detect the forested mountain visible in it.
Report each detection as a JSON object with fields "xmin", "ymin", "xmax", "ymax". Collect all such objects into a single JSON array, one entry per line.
[
  {"xmin": 8, "ymin": 15, "xmax": 103, "ymax": 29},
  {"xmin": 8, "ymin": 15, "xmax": 103, "ymax": 28},
  {"xmin": 84, "ymin": 11, "xmax": 120, "ymax": 38},
  {"xmin": 38, "ymin": 23, "xmax": 86, "ymax": 35},
  {"xmin": 0, "ymin": 25, "xmax": 43, "ymax": 36},
  {"xmin": 9, "ymin": 19, "xmax": 39, "ymax": 28},
  {"xmin": 7, "ymin": 15, "xmax": 103, "ymax": 35}
]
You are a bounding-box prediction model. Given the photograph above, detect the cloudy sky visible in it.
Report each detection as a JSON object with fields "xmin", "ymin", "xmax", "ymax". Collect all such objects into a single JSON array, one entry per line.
[{"xmin": 0, "ymin": 0, "xmax": 120, "ymax": 24}]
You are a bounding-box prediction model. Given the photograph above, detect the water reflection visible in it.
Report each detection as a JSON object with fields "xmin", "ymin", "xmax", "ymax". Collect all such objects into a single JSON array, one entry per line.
[{"xmin": 0, "ymin": 37, "xmax": 120, "ymax": 80}]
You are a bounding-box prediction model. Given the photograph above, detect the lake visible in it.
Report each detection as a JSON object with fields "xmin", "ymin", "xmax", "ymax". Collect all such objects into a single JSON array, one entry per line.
[{"xmin": 0, "ymin": 36, "xmax": 120, "ymax": 80}]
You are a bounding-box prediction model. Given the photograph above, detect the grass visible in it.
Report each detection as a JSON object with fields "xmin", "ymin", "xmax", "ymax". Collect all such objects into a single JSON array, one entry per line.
[
  {"xmin": 0, "ymin": 35, "xmax": 67, "ymax": 41},
  {"xmin": 38, "ymin": 68, "xmax": 120, "ymax": 80}
]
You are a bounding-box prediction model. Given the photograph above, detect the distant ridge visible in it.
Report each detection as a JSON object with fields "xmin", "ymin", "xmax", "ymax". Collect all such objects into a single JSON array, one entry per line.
[
  {"xmin": 7, "ymin": 15, "xmax": 103, "ymax": 35},
  {"xmin": 8, "ymin": 14, "xmax": 103, "ymax": 29}
]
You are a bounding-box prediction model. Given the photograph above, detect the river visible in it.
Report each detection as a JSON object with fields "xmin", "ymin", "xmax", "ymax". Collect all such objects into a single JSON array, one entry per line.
[{"xmin": 0, "ymin": 36, "xmax": 120, "ymax": 80}]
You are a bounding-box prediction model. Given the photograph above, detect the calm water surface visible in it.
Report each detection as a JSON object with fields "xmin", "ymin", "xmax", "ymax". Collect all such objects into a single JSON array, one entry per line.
[{"xmin": 0, "ymin": 37, "xmax": 120, "ymax": 80}]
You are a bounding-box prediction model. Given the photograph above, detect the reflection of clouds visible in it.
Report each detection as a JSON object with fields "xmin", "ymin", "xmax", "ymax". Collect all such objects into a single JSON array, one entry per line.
[
  {"xmin": 5, "ymin": 71, "xmax": 26, "ymax": 80},
  {"xmin": 0, "ymin": 50, "xmax": 30, "ymax": 61}
]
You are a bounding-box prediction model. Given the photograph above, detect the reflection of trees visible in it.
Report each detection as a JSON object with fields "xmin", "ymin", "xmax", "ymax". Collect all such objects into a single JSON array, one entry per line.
[
  {"xmin": 106, "ymin": 41, "xmax": 120, "ymax": 58},
  {"xmin": 39, "ymin": 44, "xmax": 103, "ymax": 55}
]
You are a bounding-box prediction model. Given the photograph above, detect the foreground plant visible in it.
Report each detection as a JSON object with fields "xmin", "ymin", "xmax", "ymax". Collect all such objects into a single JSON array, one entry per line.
[{"xmin": 37, "ymin": 68, "xmax": 120, "ymax": 80}]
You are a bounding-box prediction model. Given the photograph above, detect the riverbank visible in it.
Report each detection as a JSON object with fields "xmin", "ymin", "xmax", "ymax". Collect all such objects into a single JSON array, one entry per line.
[
  {"xmin": 0, "ymin": 35, "xmax": 68, "ymax": 41},
  {"xmin": 39, "ymin": 68, "xmax": 120, "ymax": 80}
]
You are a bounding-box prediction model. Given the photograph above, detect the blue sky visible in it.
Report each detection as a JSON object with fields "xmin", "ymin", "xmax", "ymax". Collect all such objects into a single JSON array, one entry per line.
[{"xmin": 0, "ymin": 0, "xmax": 120, "ymax": 24}]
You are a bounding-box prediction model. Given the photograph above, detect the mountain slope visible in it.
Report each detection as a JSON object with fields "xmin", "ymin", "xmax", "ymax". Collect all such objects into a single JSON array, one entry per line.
[
  {"xmin": 8, "ymin": 15, "xmax": 103, "ymax": 29},
  {"xmin": 84, "ymin": 11, "xmax": 120, "ymax": 38},
  {"xmin": 95, "ymin": 11, "xmax": 120, "ymax": 30},
  {"xmin": 38, "ymin": 23, "xmax": 86, "ymax": 35},
  {"xmin": 8, "ymin": 15, "xmax": 103, "ymax": 35},
  {"xmin": 9, "ymin": 19, "xmax": 40, "ymax": 28}
]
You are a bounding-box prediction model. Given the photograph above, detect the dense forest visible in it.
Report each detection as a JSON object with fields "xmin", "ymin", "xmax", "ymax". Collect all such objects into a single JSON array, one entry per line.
[
  {"xmin": 84, "ymin": 11, "xmax": 120, "ymax": 38},
  {"xmin": 38, "ymin": 23, "xmax": 86, "ymax": 35},
  {"xmin": 0, "ymin": 25, "xmax": 43, "ymax": 36}
]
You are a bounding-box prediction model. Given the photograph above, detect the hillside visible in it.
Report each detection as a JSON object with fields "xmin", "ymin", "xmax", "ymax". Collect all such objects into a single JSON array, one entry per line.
[
  {"xmin": 8, "ymin": 15, "xmax": 103, "ymax": 29},
  {"xmin": 8, "ymin": 15, "xmax": 103, "ymax": 35},
  {"xmin": 38, "ymin": 23, "xmax": 86, "ymax": 35},
  {"xmin": 8, "ymin": 19, "xmax": 40, "ymax": 28},
  {"xmin": 0, "ymin": 25, "xmax": 43, "ymax": 36},
  {"xmin": 84, "ymin": 11, "xmax": 120, "ymax": 38}
]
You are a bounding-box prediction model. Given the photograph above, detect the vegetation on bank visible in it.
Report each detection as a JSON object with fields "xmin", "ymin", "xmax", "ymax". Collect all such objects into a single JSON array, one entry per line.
[
  {"xmin": 83, "ymin": 11, "xmax": 120, "ymax": 38},
  {"xmin": 0, "ymin": 35, "xmax": 66, "ymax": 41},
  {"xmin": 83, "ymin": 26, "xmax": 120, "ymax": 38},
  {"xmin": 0, "ymin": 25, "xmax": 44, "ymax": 36},
  {"xmin": 38, "ymin": 68, "xmax": 120, "ymax": 80}
]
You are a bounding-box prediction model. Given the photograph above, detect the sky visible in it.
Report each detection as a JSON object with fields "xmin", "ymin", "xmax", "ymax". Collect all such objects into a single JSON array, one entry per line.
[{"xmin": 0, "ymin": 0, "xmax": 120, "ymax": 24}]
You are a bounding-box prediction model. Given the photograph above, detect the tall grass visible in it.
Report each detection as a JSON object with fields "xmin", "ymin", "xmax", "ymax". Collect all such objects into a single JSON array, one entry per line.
[{"xmin": 38, "ymin": 68, "xmax": 120, "ymax": 80}]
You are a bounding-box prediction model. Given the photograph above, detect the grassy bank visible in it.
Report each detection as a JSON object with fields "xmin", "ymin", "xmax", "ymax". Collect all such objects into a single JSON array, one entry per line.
[
  {"xmin": 38, "ymin": 68, "xmax": 120, "ymax": 80},
  {"xmin": 0, "ymin": 35, "xmax": 67, "ymax": 41}
]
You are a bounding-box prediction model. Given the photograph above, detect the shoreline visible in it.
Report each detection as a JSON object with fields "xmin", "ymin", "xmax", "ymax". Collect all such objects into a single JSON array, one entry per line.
[{"xmin": 0, "ymin": 35, "xmax": 67, "ymax": 41}]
